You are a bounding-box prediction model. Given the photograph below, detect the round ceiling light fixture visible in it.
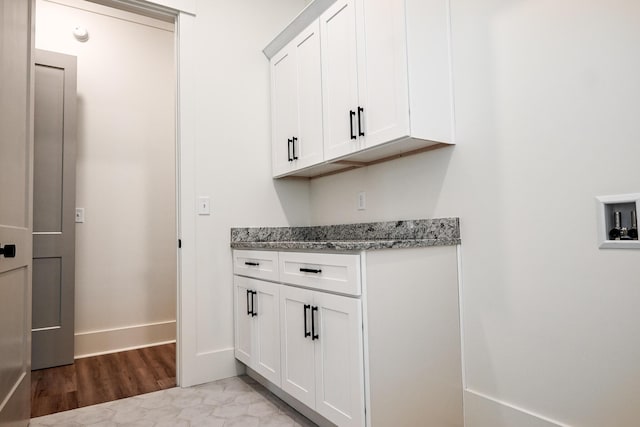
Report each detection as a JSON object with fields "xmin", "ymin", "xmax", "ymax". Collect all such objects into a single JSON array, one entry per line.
[{"xmin": 73, "ymin": 26, "xmax": 89, "ymax": 42}]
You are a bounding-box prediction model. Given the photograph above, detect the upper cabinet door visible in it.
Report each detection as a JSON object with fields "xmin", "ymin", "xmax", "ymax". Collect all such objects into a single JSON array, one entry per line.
[
  {"xmin": 271, "ymin": 47, "xmax": 298, "ymax": 177},
  {"xmin": 271, "ymin": 20, "xmax": 323, "ymax": 177},
  {"xmin": 359, "ymin": 0, "xmax": 411, "ymax": 149},
  {"xmin": 321, "ymin": 0, "xmax": 362, "ymax": 161},
  {"xmin": 293, "ymin": 21, "xmax": 324, "ymax": 170}
]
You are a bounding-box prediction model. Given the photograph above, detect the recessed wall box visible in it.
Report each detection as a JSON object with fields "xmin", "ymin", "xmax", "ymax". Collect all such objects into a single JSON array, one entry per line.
[{"xmin": 596, "ymin": 193, "xmax": 640, "ymax": 249}]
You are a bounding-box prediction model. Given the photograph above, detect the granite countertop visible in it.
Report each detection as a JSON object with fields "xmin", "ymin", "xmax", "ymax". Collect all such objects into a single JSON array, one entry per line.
[{"xmin": 230, "ymin": 218, "xmax": 460, "ymax": 251}]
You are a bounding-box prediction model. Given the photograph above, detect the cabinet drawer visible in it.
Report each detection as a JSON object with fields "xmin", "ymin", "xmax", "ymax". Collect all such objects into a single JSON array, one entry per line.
[
  {"xmin": 279, "ymin": 252, "xmax": 361, "ymax": 296},
  {"xmin": 233, "ymin": 250, "xmax": 279, "ymax": 281}
]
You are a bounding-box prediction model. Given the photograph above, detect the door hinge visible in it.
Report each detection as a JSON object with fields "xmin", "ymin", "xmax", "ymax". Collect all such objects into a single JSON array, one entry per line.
[{"xmin": 178, "ymin": 239, "xmax": 182, "ymax": 248}]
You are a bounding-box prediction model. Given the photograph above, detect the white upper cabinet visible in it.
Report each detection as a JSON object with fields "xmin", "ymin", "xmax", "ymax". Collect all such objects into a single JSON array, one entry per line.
[
  {"xmin": 271, "ymin": 20, "xmax": 324, "ymax": 178},
  {"xmin": 322, "ymin": 0, "xmax": 411, "ymax": 160},
  {"xmin": 266, "ymin": 0, "xmax": 455, "ymax": 178}
]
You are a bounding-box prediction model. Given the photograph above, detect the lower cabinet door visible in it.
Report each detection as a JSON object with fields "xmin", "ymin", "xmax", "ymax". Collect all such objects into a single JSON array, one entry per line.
[
  {"xmin": 234, "ymin": 276, "xmax": 254, "ymax": 365},
  {"xmin": 314, "ymin": 291, "xmax": 365, "ymax": 427},
  {"xmin": 280, "ymin": 285, "xmax": 316, "ymax": 409},
  {"xmin": 254, "ymin": 280, "xmax": 281, "ymax": 386},
  {"xmin": 234, "ymin": 276, "xmax": 281, "ymax": 386}
]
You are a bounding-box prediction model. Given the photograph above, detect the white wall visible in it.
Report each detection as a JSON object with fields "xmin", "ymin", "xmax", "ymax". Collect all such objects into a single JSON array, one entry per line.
[
  {"xmin": 309, "ymin": 1, "xmax": 640, "ymax": 426},
  {"xmin": 176, "ymin": 0, "xmax": 311, "ymax": 384},
  {"xmin": 35, "ymin": 0, "xmax": 177, "ymax": 357}
]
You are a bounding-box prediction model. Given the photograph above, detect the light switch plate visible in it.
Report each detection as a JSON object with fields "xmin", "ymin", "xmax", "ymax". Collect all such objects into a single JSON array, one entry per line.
[
  {"xmin": 198, "ymin": 197, "xmax": 211, "ymax": 215},
  {"xmin": 75, "ymin": 208, "xmax": 85, "ymax": 223}
]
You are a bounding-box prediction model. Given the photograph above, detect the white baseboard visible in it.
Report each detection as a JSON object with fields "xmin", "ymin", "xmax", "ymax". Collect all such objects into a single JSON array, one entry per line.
[
  {"xmin": 74, "ymin": 320, "xmax": 176, "ymax": 358},
  {"xmin": 178, "ymin": 347, "xmax": 243, "ymax": 388},
  {"xmin": 464, "ymin": 389, "xmax": 569, "ymax": 427}
]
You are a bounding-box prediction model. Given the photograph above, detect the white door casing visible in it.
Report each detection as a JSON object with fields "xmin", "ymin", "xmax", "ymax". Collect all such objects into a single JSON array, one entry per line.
[
  {"xmin": 63, "ymin": 0, "xmax": 238, "ymax": 388},
  {"xmin": 88, "ymin": 0, "xmax": 198, "ymax": 387}
]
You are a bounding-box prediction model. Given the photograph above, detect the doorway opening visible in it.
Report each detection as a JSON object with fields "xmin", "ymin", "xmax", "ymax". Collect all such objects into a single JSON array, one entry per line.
[{"xmin": 31, "ymin": 0, "xmax": 179, "ymax": 417}]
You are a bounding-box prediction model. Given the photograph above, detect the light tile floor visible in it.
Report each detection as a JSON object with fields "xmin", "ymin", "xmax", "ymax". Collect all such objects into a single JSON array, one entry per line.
[{"xmin": 30, "ymin": 376, "xmax": 317, "ymax": 427}]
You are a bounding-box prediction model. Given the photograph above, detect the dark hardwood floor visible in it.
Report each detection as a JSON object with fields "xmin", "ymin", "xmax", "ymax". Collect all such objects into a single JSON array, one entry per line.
[{"xmin": 31, "ymin": 343, "xmax": 176, "ymax": 418}]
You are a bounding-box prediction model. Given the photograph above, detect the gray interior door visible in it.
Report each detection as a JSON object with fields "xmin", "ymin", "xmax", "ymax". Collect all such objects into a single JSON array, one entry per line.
[
  {"xmin": 31, "ymin": 49, "xmax": 77, "ymax": 371},
  {"xmin": 0, "ymin": 0, "xmax": 34, "ymax": 425}
]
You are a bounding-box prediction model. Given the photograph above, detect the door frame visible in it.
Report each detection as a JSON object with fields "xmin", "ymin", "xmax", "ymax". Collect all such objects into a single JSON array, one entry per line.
[{"xmin": 86, "ymin": 0, "xmax": 197, "ymax": 387}]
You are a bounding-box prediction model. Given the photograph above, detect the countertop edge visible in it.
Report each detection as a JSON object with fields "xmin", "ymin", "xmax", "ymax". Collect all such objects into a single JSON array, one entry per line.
[{"xmin": 230, "ymin": 238, "xmax": 461, "ymax": 251}]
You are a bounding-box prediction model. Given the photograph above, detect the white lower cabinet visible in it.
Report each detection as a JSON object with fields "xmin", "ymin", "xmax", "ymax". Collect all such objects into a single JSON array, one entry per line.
[
  {"xmin": 234, "ymin": 275, "xmax": 281, "ymax": 386},
  {"xmin": 280, "ymin": 285, "xmax": 365, "ymax": 427},
  {"xmin": 233, "ymin": 247, "xmax": 463, "ymax": 427}
]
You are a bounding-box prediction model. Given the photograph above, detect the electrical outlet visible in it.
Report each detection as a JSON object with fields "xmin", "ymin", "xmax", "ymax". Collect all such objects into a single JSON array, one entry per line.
[
  {"xmin": 75, "ymin": 208, "xmax": 85, "ymax": 223},
  {"xmin": 357, "ymin": 191, "xmax": 366, "ymax": 211}
]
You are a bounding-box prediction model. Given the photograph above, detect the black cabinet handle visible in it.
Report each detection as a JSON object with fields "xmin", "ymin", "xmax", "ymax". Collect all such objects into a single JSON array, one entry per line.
[
  {"xmin": 246, "ymin": 289, "xmax": 251, "ymax": 316},
  {"xmin": 251, "ymin": 290, "xmax": 257, "ymax": 317},
  {"xmin": 292, "ymin": 136, "xmax": 298, "ymax": 160},
  {"xmin": 244, "ymin": 261, "xmax": 259, "ymax": 266},
  {"xmin": 304, "ymin": 304, "xmax": 311, "ymax": 338},
  {"xmin": 311, "ymin": 306, "xmax": 319, "ymax": 340},
  {"xmin": 287, "ymin": 138, "xmax": 293, "ymax": 162},
  {"xmin": 0, "ymin": 244, "xmax": 16, "ymax": 258},
  {"xmin": 0, "ymin": 245, "xmax": 16, "ymax": 258},
  {"xmin": 349, "ymin": 110, "xmax": 356, "ymax": 140},
  {"xmin": 300, "ymin": 267, "xmax": 322, "ymax": 274},
  {"xmin": 358, "ymin": 106, "xmax": 364, "ymax": 136}
]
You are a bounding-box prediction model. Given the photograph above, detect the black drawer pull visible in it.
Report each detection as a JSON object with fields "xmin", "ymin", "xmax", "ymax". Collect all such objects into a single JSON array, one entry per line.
[
  {"xmin": 300, "ymin": 267, "xmax": 322, "ymax": 274},
  {"xmin": 287, "ymin": 138, "xmax": 293, "ymax": 162},
  {"xmin": 357, "ymin": 106, "xmax": 364, "ymax": 136},
  {"xmin": 292, "ymin": 136, "xmax": 298, "ymax": 160},
  {"xmin": 251, "ymin": 290, "xmax": 257, "ymax": 317},
  {"xmin": 246, "ymin": 289, "xmax": 251, "ymax": 316},
  {"xmin": 304, "ymin": 304, "xmax": 311, "ymax": 338},
  {"xmin": 349, "ymin": 110, "xmax": 356, "ymax": 140},
  {"xmin": 244, "ymin": 261, "xmax": 259, "ymax": 266},
  {"xmin": 311, "ymin": 306, "xmax": 319, "ymax": 340}
]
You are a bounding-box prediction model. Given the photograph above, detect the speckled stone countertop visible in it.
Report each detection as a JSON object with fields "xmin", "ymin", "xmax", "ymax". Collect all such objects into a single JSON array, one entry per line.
[{"xmin": 230, "ymin": 218, "xmax": 460, "ymax": 251}]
